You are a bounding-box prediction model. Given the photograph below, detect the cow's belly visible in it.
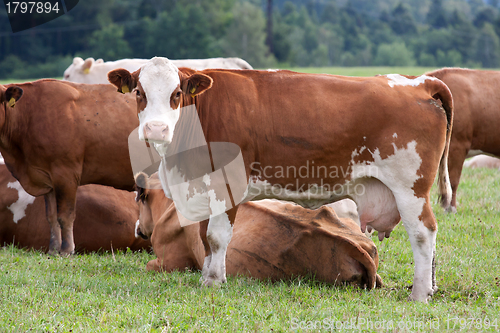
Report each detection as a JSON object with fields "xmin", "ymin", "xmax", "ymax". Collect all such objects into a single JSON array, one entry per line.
[{"xmin": 243, "ymin": 176, "xmax": 401, "ymax": 240}]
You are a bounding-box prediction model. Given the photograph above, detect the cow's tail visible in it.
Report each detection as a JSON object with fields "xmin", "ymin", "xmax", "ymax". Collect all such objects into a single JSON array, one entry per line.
[{"xmin": 427, "ymin": 76, "xmax": 453, "ymax": 210}]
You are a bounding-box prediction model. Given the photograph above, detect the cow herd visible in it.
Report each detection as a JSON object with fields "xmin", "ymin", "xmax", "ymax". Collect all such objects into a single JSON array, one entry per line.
[{"xmin": 0, "ymin": 56, "xmax": 498, "ymax": 303}]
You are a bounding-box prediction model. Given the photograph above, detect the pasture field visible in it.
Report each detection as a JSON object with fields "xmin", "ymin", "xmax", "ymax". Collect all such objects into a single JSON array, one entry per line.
[{"xmin": 0, "ymin": 167, "xmax": 499, "ymax": 332}]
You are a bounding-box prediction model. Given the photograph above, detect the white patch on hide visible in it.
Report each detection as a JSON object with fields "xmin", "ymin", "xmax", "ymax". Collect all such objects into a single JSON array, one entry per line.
[
  {"xmin": 386, "ymin": 74, "xmax": 436, "ymax": 88},
  {"xmin": 134, "ymin": 220, "xmax": 140, "ymax": 238},
  {"xmin": 7, "ymin": 181, "xmax": 36, "ymax": 223}
]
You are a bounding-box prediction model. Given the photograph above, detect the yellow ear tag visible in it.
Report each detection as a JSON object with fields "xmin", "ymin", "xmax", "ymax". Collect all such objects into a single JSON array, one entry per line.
[
  {"xmin": 121, "ymin": 85, "xmax": 130, "ymax": 93},
  {"xmin": 83, "ymin": 68, "xmax": 90, "ymax": 74},
  {"xmin": 190, "ymin": 87, "xmax": 196, "ymax": 94},
  {"xmin": 8, "ymin": 98, "xmax": 15, "ymax": 108}
]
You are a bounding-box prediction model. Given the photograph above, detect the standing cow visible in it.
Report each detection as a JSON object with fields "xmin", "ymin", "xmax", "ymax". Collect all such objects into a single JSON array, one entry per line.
[
  {"xmin": 0, "ymin": 80, "xmax": 139, "ymax": 256},
  {"xmin": 63, "ymin": 57, "xmax": 253, "ymax": 84},
  {"xmin": 427, "ymin": 68, "xmax": 500, "ymax": 212},
  {"xmin": 108, "ymin": 57, "xmax": 453, "ymax": 302}
]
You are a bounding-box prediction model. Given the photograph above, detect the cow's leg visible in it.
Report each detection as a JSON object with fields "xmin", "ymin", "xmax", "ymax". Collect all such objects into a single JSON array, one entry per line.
[
  {"xmin": 55, "ymin": 186, "xmax": 77, "ymax": 256},
  {"xmin": 444, "ymin": 142, "xmax": 468, "ymax": 213},
  {"xmin": 202, "ymin": 206, "xmax": 238, "ymax": 287},
  {"xmin": 44, "ymin": 191, "xmax": 61, "ymax": 255},
  {"xmin": 400, "ymin": 198, "xmax": 437, "ymax": 302},
  {"xmin": 199, "ymin": 219, "xmax": 212, "ymax": 282}
]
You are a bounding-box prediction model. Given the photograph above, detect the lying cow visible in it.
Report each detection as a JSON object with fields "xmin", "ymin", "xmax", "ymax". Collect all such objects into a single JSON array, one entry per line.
[
  {"xmin": 0, "ymin": 161, "xmax": 150, "ymax": 252},
  {"xmin": 463, "ymin": 154, "xmax": 500, "ymax": 170},
  {"xmin": 134, "ymin": 172, "xmax": 381, "ymax": 288},
  {"xmin": 0, "ymin": 80, "xmax": 139, "ymax": 255},
  {"xmin": 108, "ymin": 58, "xmax": 453, "ymax": 302},
  {"xmin": 427, "ymin": 68, "xmax": 500, "ymax": 212},
  {"xmin": 63, "ymin": 57, "xmax": 253, "ymax": 84}
]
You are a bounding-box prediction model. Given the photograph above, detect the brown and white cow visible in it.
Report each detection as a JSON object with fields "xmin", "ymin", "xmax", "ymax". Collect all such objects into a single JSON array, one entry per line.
[
  {"xmin": 0, "ymin": 80, "xmax": 139, "ymax": 255},
  {"xmin": 0, "ymin": 160, "xmax": 150, "ymax": 252},
  {"xmin": 108, "ymin": 57, "xmax": 453, "ymax": 302},
  {"xmin": 134, "ymin": 172, "xmax": 381, "ymax": 288},
  {"xmin": 427, "ymin": 68, "xmax": 500, "ymax": 212}
]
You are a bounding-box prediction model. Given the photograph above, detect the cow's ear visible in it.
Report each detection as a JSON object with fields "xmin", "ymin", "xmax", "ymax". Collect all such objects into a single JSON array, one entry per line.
[
  {"xmin": 73, "ymin": 57, "xmax": 84, "ymax": 65},
  {"xmin": 181, "ymin": 73, "xmax": 213, "ymax": 97},
  {"xmin": 108, "ymin": 68, "xmax": 139, "ymax": 94},
  {"xmin": 1, "ymin": 86, "xmax": 23, "ymax": 108},
  {"xmin": 82, "ymin": 57, "xmax": 94, "ymax": 74},
  {"xmin": 134, "ymin": 172, "xmax": 149, "ymax": 202}
]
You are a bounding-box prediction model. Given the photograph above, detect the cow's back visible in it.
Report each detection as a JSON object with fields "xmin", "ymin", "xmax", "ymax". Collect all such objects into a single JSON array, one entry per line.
[
  {"xmin": 427, "ymin": 68, "xmax": 500, "ymax": 155},
  {"xmin": 226, "ymin": 200, "xmax": 379, "ymax": 288},
  {"xmin": 195, "ymin": 70, "xmax": 450, "ymax": 190},
  {"xmin": 0, "ymin": 80, "xmax": 139, "ymax": 194}
]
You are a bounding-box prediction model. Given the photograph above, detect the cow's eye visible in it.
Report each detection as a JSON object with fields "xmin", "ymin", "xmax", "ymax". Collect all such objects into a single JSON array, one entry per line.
[
  {"xmin": 176, "ymin": 91, "xmax": 181, "ymax": 98},
  {"xmin": 136, "ymin": 89, "xmax": 141, "ymax": 97}
]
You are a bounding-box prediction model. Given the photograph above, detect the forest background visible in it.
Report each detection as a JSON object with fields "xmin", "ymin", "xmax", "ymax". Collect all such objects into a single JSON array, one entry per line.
[{"xmin": 1, "ymin": 0, "xmax": 500, "ymax": 78}]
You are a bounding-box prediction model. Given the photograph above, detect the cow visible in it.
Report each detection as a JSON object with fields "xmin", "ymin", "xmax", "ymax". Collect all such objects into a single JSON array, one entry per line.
[
  {"xmin": 134, "ymin": 172, "xmax": 382, "ymax": 288},
  {"xmin": 0, "ymin": 160, "xmax": 150, "ymax": 252},
  {"xmin": 426, "ymin": 68, "xmax": 500, "ymax": 212},
  {"xmin": 63, "ymin": 57, "xmax": 253, "ymax": 84},
  {"xmin": 108, "ymin": 57, "xmax": 453, "ymax": 302},
  {"xmin": 463, "ymin": 154, "xmax": 500, "ymax": 170},
  {"xmin": 0, "ymin": 80, "xmax": 139, "ymax": 256}
]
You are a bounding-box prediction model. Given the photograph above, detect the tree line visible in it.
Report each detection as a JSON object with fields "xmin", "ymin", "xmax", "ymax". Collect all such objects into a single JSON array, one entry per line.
[{"xmin": 0, "ymin": 0, "xmax": 500, "ymax": 79}]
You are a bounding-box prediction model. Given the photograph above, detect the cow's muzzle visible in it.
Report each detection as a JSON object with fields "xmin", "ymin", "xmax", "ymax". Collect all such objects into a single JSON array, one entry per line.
[
  {"xmin": 135, "ymin": 220, "xmax": 150, "ymax": 240},
  {"xmin": 143, "ymin": 121, "xmax": 169, "ymax": 142},
  {"xmin": 136, "ymin": 227, "xmax": 149, "ymax": 240}
]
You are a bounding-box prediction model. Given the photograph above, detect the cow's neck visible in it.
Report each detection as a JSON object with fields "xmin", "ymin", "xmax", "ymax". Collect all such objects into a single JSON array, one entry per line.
[
  {"xmin": 152, "ymin": 206, "xmax": 204, "ymax": 271},
  {"xmin": 178, "ymin": 88, "xmax": 261, "ymax": 178}
]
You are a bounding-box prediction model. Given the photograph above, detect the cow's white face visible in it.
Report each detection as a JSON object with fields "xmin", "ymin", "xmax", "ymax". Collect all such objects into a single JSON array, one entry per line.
[
  {"xmin": 108, "ymin": 57, "xmax": 213, "ymax": 155},
  {"xmin": 136, "ymin": 58, "xmax": 181, "ymax": 147}
]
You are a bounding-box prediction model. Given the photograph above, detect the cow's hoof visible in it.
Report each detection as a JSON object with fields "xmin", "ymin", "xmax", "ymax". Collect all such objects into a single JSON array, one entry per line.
[
  {"xmin": 59, "ymin": 250, "xmax": 74, "ymax": 257},
  {"xmin": 408, "ymin": 289, "xmax": 433, "ymax": 303},
  {"xmin": 408, "ymin": 294, "xmax": 430, "ymax": 303},
  {"xmin": 202, "ymin": 276, "xmax": 226, "ymax": 287},
  {"xmin": 47, "ymin": 248, "xmax": 60, "ymax": 256},
  {"xmin": 444, "ymin": 206, "xmax": 457, "ymax": 214}
]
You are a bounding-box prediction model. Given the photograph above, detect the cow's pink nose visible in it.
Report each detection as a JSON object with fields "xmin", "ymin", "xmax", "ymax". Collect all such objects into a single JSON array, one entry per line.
[{"xmin": 144, "ymin": 122, "xmax": 169, "ymax": 142}]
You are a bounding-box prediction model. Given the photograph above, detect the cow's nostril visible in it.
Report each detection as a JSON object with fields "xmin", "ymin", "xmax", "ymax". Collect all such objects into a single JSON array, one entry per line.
[{"xmin": 144, "ymin": 122, "xmax": 169, "ymax": 141}]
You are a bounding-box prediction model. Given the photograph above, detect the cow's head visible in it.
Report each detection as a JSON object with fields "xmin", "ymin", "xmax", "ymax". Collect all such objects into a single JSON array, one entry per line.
[
  {"xmin": 63, "ymin": 57, "xmax": 104, "ymax": 83},
  {"xmin": 108, "ymin": 57, "xmax": 213, "ymax": 147},
  {"xmin": 134, "ymin": 172, "xmax": 169, "ymax": 239},
  {"xmin": 0, "ymin": 85, "xmax": 23, "ymax": 109}
]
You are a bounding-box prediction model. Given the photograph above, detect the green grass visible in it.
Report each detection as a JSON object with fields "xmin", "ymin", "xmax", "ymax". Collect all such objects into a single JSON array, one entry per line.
[{"xmin": 1, "ymin": 168, "xmax": 499, "ymax": 332}]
